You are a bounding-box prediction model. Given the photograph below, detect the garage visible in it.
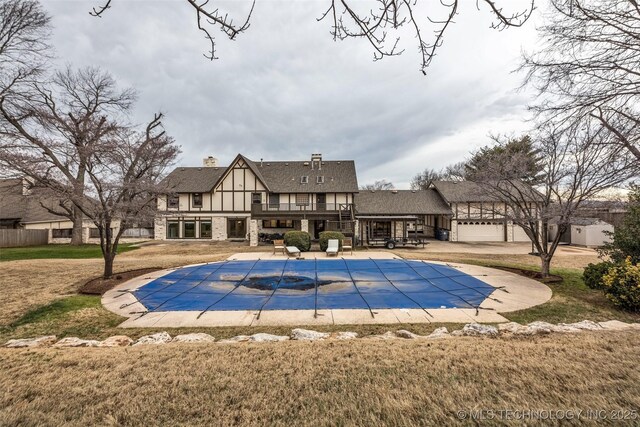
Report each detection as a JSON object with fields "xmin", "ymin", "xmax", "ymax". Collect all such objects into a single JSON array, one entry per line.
[
  {"xmin": 456, "ymin": 221, "xmax": 504, "ymax": 242},
  {"xmin": 512, "ymin": 225, "xmax": 531, "ymax": 242}
]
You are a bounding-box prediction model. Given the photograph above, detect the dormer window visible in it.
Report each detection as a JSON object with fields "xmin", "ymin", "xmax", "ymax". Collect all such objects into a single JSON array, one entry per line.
[
  {"xmin": 316, "ymin": 176, "xmax": 325, "ymax": 184},
  {"xmin": 192, "ymin": 193, "xmax": 202, "ymax": 208},
  {"xmin": 300, "ymin": 176, "xmax": 309, "ymax": 184},
  {"xmin": 167, "ymin": 195, "xmax": 179, "ymax": 209}
]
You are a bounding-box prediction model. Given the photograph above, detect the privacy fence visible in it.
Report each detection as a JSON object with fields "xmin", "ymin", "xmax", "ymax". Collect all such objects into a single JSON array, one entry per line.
[{"xmin": 0, "ymin": 229, "xmax": 48, "ymax": 248}]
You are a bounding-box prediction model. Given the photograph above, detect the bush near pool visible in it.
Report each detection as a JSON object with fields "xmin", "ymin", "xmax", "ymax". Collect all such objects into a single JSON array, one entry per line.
[
  {"xmin": 319, "ymin": 231, "xmax": 345, "ymax": 251},
  {"xmin": 583, "ymin": 261, "xmax": 615, "ymax": 290},
  {"xmin": 602, "ymin": 257, "xmax": 640, "ymax": 312},
  {"xmin": 284, "ymin": 231, "xmax": 311, "ymax": 252}
]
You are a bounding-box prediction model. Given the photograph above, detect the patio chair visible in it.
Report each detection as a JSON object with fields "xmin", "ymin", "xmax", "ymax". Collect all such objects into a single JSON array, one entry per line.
[
  {"xmin": 326, "ymin": 239, "xmax": 339, "ymax": 257},
  {"xmin": 273, "ymin": 239, "xmax": 285, "ymax": 255},
  {"xmin": 342, "ymin": 238, "xmax": 353, "ymax": 255},
  {"xmin": 285, "ymin": 246, "xmax": 301, "ymax": 259}
]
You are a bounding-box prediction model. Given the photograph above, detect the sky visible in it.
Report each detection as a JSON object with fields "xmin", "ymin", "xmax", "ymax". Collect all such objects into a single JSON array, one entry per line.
[{"xmin": 44, "ymin": 0, "xmax": 541, "ymax": 188}]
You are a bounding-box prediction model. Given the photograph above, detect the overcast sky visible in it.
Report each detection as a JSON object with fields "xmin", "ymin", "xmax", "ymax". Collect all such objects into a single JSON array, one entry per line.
[{"xmin": 44, "ymin": 0, "xmax": 540, "ymax": 188}]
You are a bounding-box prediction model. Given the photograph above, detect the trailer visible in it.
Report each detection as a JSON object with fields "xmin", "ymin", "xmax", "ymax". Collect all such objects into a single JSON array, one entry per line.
[{"xmin": 366, "ymin": 237, "xmax": 427, "ymax": 249}]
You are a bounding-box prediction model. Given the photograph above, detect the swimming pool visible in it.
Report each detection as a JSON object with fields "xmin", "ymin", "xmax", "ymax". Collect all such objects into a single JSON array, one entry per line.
[{"xmin": 131, "ymin": 259, "xmax": 496, "ymax": 314}]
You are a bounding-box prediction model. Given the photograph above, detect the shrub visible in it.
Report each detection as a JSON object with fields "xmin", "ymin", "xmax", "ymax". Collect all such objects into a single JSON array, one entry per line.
[
  {"xmin": 583, "ymin": 261, "xmax": 615, "ymax": 290},
  {"xmin": 602, "ymin": 257, "xmax": 640, "ymax": 312},
  {"xmin": 319, "ymin": 231, "xmax": 345, "ymax": 251},
  {"xmin": 284, "ymin": 230, "xmax": 311, "ymax": 252},
  {"xmin": 598, "ymin": 183, "xmax": 640, "ymax": 263}
]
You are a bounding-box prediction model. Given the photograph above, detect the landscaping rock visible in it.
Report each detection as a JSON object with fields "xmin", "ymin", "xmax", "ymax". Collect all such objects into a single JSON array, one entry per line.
[
  {"xmin": 500, "ymin": 322, "xmax": 552, "ymax": 335},
  {"xmin": 461, "ymin": 323, "xmax": 498, "ymax": 337},
  {"xmin": 5, "ymin": 336, "xmax": 57, "ymax": 348},
  {"xmin": 217, "ymin": 335, "xmax": 250, "ymax": 344},
  {"xmin": 99, "ymin": 336, "xmax": 133, "ymax": 347},
  {"xmin": 172, "ymin": 333, "xmax": 216, "ymax": 343},
  {"xmin": 560, "ymin": 320, "xmax": 603, "ymax": 331},
  {"xmin": 498, "ymin": 322, "xmax": 524, "ymax": 333},
  {"xmin": 426, "ymin": 327, "xmax": 450, "ymax": 339},
  {"xmin": 133, "ymin": 332, "xmax": 172, "ymax": 346},
  {"xmin": 450, "ymin": 330, "xmax": 463, "ymax": 337},
  {"xmin": 598, "ymin": 320, "xmax": 635, "ymax": 330},
  {"xmin": 369, "ymin": 331, "xmax": 398, "ymax": 340},
  {"xmin": 334, "ymin": 331, "xmax": 358, "ymax": 340},
  {"xmin": 291, "ymin": 329, "xmax": 330, "ymax": 341},
  {"xmin": 54, "ymin": 337, "xmax": 101, "ymax": 348},
  {"xmin": 248, "ymin": 333, "xmax": 289, "ymax": 342},
  {"xmin": 395, "ymin": 330, "xmax": 422, "ymax": 339}
]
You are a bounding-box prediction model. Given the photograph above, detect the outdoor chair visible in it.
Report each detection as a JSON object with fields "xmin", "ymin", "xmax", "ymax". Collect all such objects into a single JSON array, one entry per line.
[
  {"xmin": 285, "ymin": 246, "xmax": 301, "ymax": 258},
  {"xmin": 326, "ymin": 239, "xmax": 339, "ymax": 257},
  {"xmin": 273, "ymin": 239, "xmax": 285, "ymax": 255},
  {"xmin": 342, "ymin": 238, "xmax": 353, "ymax": 255}
]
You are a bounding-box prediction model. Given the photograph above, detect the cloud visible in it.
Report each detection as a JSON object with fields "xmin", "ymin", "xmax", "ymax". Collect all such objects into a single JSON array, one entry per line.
[{"xmin": 44, "ymin": 0, "xmax": 539, "ymax": 188}]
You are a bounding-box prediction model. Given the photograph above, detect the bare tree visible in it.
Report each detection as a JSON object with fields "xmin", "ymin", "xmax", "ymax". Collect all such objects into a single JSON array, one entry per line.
[
  {"xmin": 0, "ymin": 67, "xmax": 135, "ymax": 244},
  {"xmin": 360, "ymin": 179, "xmax": 394, "ymax": 190},
  {"xmin": 0, "ymin": 0, "xmax": 51, "ymax": 96},
  {"xmin": 472, "ymin": 126, "xmax": 638, "ymax": 276},
  {"xmin": 78, "ymin": 114, "xmax": 179, "ymax": 277},
  {"xmin": 89, "ymin": 0, "xmax": 534, "ymax": 73},
  {"xmin": 410, "ymin": 162, "xmax": 466, "ymax": 189},
  {"xmin": 522, "ymin": 0, "xmax": 640, "ymax": 162}
]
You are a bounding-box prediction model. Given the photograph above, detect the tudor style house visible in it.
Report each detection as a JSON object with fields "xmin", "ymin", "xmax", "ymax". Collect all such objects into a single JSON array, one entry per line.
[{"xmin": 155, "ymin": 153, "xmax": 359, "ymax": 245}]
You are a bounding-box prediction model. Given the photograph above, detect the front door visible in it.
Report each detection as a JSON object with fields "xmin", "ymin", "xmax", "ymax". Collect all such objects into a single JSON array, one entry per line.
[
  {"xmin": 314, "ymin": 220, "xmax": 325, "ymax": 239},
  {"xmin": 316, "ymin": 193, "xmax": 326, "ymax": 211},
  {"xmin": 227, "ymin": 218, "xmax": 246, "ymax": 239}
]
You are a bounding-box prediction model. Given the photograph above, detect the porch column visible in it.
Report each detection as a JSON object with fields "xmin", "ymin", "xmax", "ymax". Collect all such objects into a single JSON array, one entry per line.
[
  {"xmin": 249, "ymin": 219, "xmax": 259, "ymax": 247},
  {"xmin": 301, "ymin": 219, "xmax": 309, "ymax": 234}
]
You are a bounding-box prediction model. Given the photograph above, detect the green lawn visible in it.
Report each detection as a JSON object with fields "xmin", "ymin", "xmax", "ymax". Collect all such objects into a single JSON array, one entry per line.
[{"xmin": 0, "ymin": 243, "xmax": 139, "ymax": 262}]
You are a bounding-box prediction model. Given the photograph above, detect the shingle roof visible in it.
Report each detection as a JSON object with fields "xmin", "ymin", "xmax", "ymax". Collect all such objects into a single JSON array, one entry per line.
[
  {"xmin": 0, "ymin": 179, "xmax": 73, "ymax": 223},
  {"xmin": 431, "ymin": 180, "xmax": 541, "ymax": 203},
  {"xmin": 162, "ymin": 167, "xmax": 226, "ymax": 193},
  {"xmin": 355, "ymin": 189, "xmax": 453, "ymax": 215},
  {"xmin": 248, "ymin": 159, "xmax": 359, "ymax": 193}
]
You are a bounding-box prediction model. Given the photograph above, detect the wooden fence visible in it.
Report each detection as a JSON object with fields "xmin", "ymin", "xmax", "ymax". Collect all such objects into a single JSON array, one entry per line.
[{"xmin": 0, "ymin": 229, "xmax": 49, "ymax": 248}]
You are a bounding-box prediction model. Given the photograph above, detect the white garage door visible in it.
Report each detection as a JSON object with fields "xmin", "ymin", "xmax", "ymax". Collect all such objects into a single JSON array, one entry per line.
[
  {"xmin": 513, "ymin": 226, "xmax": 531, "ymax": 242},
  {"xmin": 457, "ymin": 221, "xmax": 504, "ymax": 242}
]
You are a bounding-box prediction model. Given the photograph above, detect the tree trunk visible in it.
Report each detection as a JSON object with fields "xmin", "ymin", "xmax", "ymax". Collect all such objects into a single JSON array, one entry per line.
[
  {"xmin": 541, "ymin": 256, "xmax": 551, "ymax": 278},
  {"xmin": 103, "ymin": 252, "xmax": 114, "ymax": 278},
  {"xmin": 70, "ymin": 206, "xmax": 84, "ymax": 246}
]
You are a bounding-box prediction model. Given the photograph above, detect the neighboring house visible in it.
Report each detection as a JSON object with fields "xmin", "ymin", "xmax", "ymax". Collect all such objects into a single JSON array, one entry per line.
[
  {"xmin": 0, "ymin": 177, "xmax": 151, "ymax": 243},
  {"xmin": 355, "ymin": 189, "xmax": 452, "ymax": 244},
  {"xmin": 155, "ymin": 153, "xmax": 359, "ymax": 245},
  {"xmin": 548, "ymin": 217, "xmax": 614, "ymax": 247},
  {"xmin": 429, "ymin": 180, "xmax": 538, "ymax": 242},
  {"xmin": 574, "ymin": 200, "xmax": 628, "ymax": 228}
]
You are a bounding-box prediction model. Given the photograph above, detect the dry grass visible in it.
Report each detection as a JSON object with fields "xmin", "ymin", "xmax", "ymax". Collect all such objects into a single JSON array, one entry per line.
[{"xmin": 1, "ymin": 331, "xmax": 639, "ymax": 426}]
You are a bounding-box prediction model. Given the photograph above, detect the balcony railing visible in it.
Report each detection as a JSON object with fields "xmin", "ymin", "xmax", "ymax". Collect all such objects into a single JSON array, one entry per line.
[{"xmin": 253, "ymin": 203, "xmax": 352, "ymax": 212}]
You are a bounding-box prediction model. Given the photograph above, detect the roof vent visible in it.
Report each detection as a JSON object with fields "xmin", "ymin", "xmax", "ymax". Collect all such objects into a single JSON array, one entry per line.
[
  {"xmin": 303, "ymin": 162, "xmax": 309, "ymax": 166},
  {"xmin": 285, "ymin": 162, "xmax": 289, "ymax": 166},
  {"xmin": 301, "ymin": 176, "xmax": 309, "ymax": 184},
  {"xmin": 411, "ymin": 190, "xmax": 416, "ymax": 193},
  {"xmin": 392, "ymin": 190, "xmax": 398, "ymax": 194}
]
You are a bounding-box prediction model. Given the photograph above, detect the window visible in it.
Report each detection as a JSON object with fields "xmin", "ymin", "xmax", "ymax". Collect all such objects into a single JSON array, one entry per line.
[
  {"xmin": 89, "ymin": 228, "xmax": 101, "ymax": 238},
  {"xmin": 316, "ymin": 176, "xmax": 325, "ymax": 184},
  {"xmin": 167, "ymin": 195, "xmax": 179, "ymax": 209},
  {"xmin": 296, "ymin": 193, "xmax": 309, "ymax": 206},
  {"xmin": 252, "ymin": 193, "xmax": 262, "ymax": 204},
  {"xmin": 167, "ymin": 221, "xmax": 180, "ymax": 239},
  {"xmin": 183, "ymin": 221, "xmax": 196, "ymax": 238},
  {"xmin": 300, "ymin": 176, "xmax": 309, "ymax": 184},
  {"xmin": 268, "ymin": 194, "xmax": 280, "ymax": 208},
  {"xmin": 192, "ymin": 193, "xmax": 203, "ymax": 208},
  {"xmin": 52, "ymin": 228, "xmax": 73, "ymax": 238},
  {"xmin": 200, "ymin": 220, "xmax": 212, "ymax": 238},
  {"xmin": 262, "ymin": 220, "xmax": 294, "ymax": 228}
]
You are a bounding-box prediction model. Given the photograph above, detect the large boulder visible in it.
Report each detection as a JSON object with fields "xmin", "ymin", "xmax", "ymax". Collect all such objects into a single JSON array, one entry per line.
[
  {"xmin": 291, "ymin": 329, "xmax": 330, "ymax": 341},
  {"xmin": 99, "ymin": 336, "xmax": 134, "ymax": 347},
  {"xmin": 334, "ymin": 331, "xmax": 358, "ymax": 340},
  {"xmin": 133, "ymin": 332, "xmax": 172, "ymax": 346},
  {"xmin": 172, "ymin": 333, "xmax": 216, "ymax": 343},
  {"xmin": 499, "ymin": 322, "xmax": 552, "ymax": 336},
  {"xmin": 5, "ymin": 336, "xmax": 57, "ymax": 348},
  {"xmin": 461, "ymin": 323, "xmax": 498, "ymax": 337},
  {"xmin": 54, "ymin": 337, "xmax": 101, "ymax": 348},
  {"xmin": 395, "ymin": 330, "xmax": 422, "ymax": 339},
  {"xmin": 248, "ymin": 333, "xmax": 289, "ymax": 342},
  {"xmin": 426, "ymin": 327, "xmax": 450, "ymax": 339}
]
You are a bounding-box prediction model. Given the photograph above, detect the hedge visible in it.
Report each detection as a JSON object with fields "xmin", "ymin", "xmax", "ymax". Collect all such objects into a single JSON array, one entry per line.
[
  {"xmin": 602, "ymin": 258, "xmax": 640, "ymax": 312},
  {"xmin": 284, "ymin": 230, "xmax": 311, "ymax": 252},
  {"xmin": 583, "ymin": 261, "xmax": 615, "ymax": 290},
  {"xmin": 319, "ymin": 231, "xmax": 345, "ymax": 251}
]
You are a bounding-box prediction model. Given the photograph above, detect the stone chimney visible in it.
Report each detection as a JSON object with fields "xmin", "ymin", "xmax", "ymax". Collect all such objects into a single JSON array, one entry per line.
[
  {"xmin": 203, "ymin": 156, "xmax": 218, "ymax": 167},
  {"xmin": 311, "ymin": 153, "xmax": 322, "ymax": 170}
]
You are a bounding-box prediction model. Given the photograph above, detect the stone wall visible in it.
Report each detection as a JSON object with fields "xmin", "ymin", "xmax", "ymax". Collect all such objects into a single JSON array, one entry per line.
[
  {"xmin": 212, "ymin": 217, "xmax": 227, "ymax": 240},
  {"xmin": 300, "ymin": 219, "xmax": 309, "ymax": 233},
  {"xmin": 449, "ymin": 220, "xmax": 458, "ymax": 242}
]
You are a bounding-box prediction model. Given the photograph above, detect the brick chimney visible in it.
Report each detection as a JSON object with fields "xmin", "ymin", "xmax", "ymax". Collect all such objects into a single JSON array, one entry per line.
[{"xmin": 203, "ymin": 156, "xmax": 218, "ymax": 167}]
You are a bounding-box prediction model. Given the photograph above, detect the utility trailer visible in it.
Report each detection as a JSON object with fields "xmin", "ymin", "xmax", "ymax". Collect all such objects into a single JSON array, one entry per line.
[{"xmin": 366, "ymin": 237, "xmax": 427, "ymax": 250}]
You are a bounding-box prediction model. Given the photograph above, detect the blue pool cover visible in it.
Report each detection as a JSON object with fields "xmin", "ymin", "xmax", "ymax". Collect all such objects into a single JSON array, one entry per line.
[{"xmin": 131, "ymin": 259, "xmax": 496, "ymax": 313}]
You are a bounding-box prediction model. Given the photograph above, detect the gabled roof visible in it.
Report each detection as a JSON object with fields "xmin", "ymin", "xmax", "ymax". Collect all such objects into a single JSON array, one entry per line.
[
  {"xmin": 162, "ymin": 167, "xmax": 226, "ymax": 193},
  {"xmin": 248, "ymin": 159, "xmax": 358, "ymax": 193},
  {"xmin": 430, "ymin": 180, "xmax": 541, "ymax": 203},
  {"xmin": 355, "ymin": 189, "xmax": 452, "ymax": 216},
  {"xmin": 0, "ymin": 178, "xmax": 71, "ymax": 223}
]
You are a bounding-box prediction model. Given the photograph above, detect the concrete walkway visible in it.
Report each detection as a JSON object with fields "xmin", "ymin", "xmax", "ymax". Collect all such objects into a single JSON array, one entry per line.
[{"xmin": 102, "ymin": 251, "xmax": 552, "ymax": 328}]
